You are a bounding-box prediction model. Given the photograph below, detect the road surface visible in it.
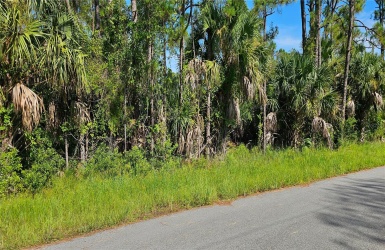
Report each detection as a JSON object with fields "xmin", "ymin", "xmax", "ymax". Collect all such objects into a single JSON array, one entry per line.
[{"xmin": 43, "ymin": 167, "xmax": 385, "ymax": 250}]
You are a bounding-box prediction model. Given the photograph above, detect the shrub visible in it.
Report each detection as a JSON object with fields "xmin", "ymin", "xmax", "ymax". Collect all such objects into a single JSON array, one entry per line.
[
  {"xmin": 344, "ymin": 117, "xmax": 358, "ymax": 142},
  {"xmin": 0, "ymin": 148, "xmax": 24, "ymax": 197},
  {"xmin": 83, "ymin": 145, "xmax": 130, "ymax": 177},
  {"xmin": 22, "ymin": 129, "xmax": 65, "ymax": 194},
  {"xmin": 125, "ymin": 146, "xmax": 152, "ymax": 175},
  {"xmin": 23, "ymin": 147, "xmax": 65, "ymax": 194}
]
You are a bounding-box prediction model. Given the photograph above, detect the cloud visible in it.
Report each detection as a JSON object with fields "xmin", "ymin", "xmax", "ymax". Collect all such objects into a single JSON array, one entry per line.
[{"xmin": 275, "ymin": 36, "xmax": 302, "ymax": 51}]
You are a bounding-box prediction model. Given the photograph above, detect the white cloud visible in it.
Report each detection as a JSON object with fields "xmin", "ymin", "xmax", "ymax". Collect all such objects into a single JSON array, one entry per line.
[{"xmin": 275, "ymin": 36, "xmax": 302, "ymax": 51}]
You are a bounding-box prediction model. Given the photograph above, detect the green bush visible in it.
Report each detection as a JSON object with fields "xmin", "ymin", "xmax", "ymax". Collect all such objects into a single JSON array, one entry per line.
[
  {"xmin": 22, "ymin": 129, "xmax": 65, "ymax": 194},
  {"xmin": 344, "ymin": 117, "xmax": 358, "ymax": 142},
  {"xmin": 125, "ymin": 146, "xmax": 152, "ymax": 175},
  {"xmin": 23, "ymin": 147, "xmax": 65, "ymax": 194},
  {"xmin": 0, "ymin": 148, "xmax": 24, "ymax": 197},
  {"xmin": 83, "ymin": 145, "xmax": 130, "ymax": 177}
]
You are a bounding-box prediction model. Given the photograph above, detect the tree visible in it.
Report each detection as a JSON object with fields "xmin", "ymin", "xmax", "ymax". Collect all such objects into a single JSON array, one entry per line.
[
  {"xmin": 342, "ymin": 0, "xmax": 355, "ymax": 132},
  {"xmin": 301, "ymin": 0, "xmax": 307, "ymax": 52},
  {"xmin": 273, "ymin": 52, "xmax": 339, "ymax": 147},
  {"xmin": 349, "ymin": 53, "xmax": 385, "ymax": 140},
  {"xmin": 373, "ymin": 0, "xmax": 385, "ymax": 58}
]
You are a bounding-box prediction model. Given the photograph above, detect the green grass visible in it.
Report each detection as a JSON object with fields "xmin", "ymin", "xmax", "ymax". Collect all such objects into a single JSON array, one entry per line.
[{"xmin": 1, "ymin": 142, "xmax": 385, "ymax": 249}]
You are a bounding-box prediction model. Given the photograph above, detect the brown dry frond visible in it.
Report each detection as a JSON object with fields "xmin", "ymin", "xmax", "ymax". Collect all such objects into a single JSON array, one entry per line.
[
  {"xmin": 12, "ymin": 83, "xmax": 44, "ymax": 131},
  {"xmin": 347, "ymin": 100, "xmax": 355, "ymax": 117},
  {"xmin": 265, "ymin": 132, "xmax": 273, "ymax": 145},
  {"xmin": 312, "ymin": 117, "xmax": 332, "ymax": 148},
  {"xmin": 183, "ymin": 115, "xmax": 205, "ymax": 159},
  {"xmin": 228, "ymin": 98, "xmax": 241, "ymax": 126},
  {"xmin": 189, "ymin": 58, "xmax": 206, "ymax": 75},
  {"xmin": 243, "ymin": 76, "xmax": 255, "ymax": 101},
  {"xmin": 266, "ymin": 112, "xmax": 277, "ymax": 133},
  {"xmin": 374, "ymin": 92, "xmax": 383, "ymax": 109},
  {"xmin": 47, "ymin": 102, "xmax": 57, "ymax": 128},
  {"xmin": 74, "ymin": 101, "xmax": 90, "ymax": 125},
  {"xmin": 178, "ymin": 133, "xmax": 185, "ymax": 154},
  {"xmin": 185, "ymin": 128, "xmax": 194, "ymax": 158},
  {"xmin": 185, "ymin": 59, "xmax": 206, "ymax": 90}
]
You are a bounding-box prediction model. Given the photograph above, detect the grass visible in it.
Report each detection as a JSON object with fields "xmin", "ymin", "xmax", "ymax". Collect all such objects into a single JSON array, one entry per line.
[{"xmin": 1, "ymin": 142, "xmax": 385, "ymax": 249}]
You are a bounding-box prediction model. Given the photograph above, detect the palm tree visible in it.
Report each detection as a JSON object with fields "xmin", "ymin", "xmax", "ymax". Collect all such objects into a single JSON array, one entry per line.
[
  {"xmin": 273, "ymin": 52, "xmax": 339, "ymax": 148},
  {"xmin": 0, "ymin": 1, "xmax": 46, "ymax": 133},
  {"xmin": 216, "ymin": 1, "xmax": 264, "ymax": 149},
  {"xmin": 349, "ymin": 52, "xmax": 385, "ymax": 140},
  {"xmin": 0, "ymin": 0, "xmax": 86, "ymax": 165}
]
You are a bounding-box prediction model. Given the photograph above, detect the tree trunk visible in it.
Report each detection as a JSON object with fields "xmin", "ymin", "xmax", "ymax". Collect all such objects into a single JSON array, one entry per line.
[
  {"xmin": 379, "ymin": 0, "xmax": 385, "ymax": 58},
  {"xmin": 85, "ymin": 133, "xmax": 89, "ymax": 160},
  {"xmin": 162, "ymin": 30, "xmax": 167, "ymax": 145},
  {"xmin": 124, "ymin": 93, "xmax": 127, "ymax": 151},
  {"xmin": 262, "ymin": 6, "xmax": 267, "ymax": 41},
  {"xmin": 124, "ymin": 0, "xmax": 138, "ymax": 152},
  {"xmin": 316, "ymin": 0, "xmax": 322, "ymax": 66},
  {"xmin": 342, "ymin": 0, "xmax": 355, "ymax": 128},
  {"xmin": 65, "ymin": 134, "xmax": 69, "ymax": 169},
  {"xmin": 132, "ymin": 0, "xmax": 138, "ymax": 23},
  {"xmin": 80, "ymin": 133, "xmax": 86, "ymax": 162},
  {"xmin": 94, "ymin": 0, "xmax": 100, "ymax": 30},
  {"xmin": 65, "ymin": 0, "xmax": 71, "ymax": 12},
  {"xmin": 149, "ymin": 40, "xmax": 155, "ymax": 154},
  {"xmin": 314, "ymin": 0, "xmax": 322, "ymax": 67},
  {"xmin": 301, "ymin": 0, "xmax": 307, "ymax": 52},
  {"xmin": 205, "ymin": 23, "xmax": 214, "ymax": 158},
  {"xmin": 206, "ymin": 88, "xmax": 211, "ymax": 158},
  {"xmin": 309, "ymin": 0, "xmax": 315, "ymax": 59},
  {"xmin": 263, "ymin": 80, "xmax": 267, "ymax": 153},
  {"xmin": 178, "ymin": 0, "xmax": 186, "ymax": 153}
]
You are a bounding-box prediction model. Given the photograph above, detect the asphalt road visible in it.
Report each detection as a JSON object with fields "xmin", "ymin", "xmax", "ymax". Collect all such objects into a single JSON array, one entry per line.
[{"xmin": 43, "ymin": 167, "xmax": 385, "ymax": 250}]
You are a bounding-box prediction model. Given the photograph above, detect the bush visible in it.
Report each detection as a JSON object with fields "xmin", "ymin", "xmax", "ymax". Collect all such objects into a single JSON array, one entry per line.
[
  {"xmin": 344, "ymin": 117, "xmax": 358, "ymax": 142},
  {"xmin": 22, "ymin": 129, "xmax": 65, "ymax": 194},
  {"xmin": 83, "ymin": 145, "xmax": 130, "ymax": 177},
  {"xmin": 0, "ymin": 148, "xmax": 24, "ymax": 197},
  {"xmin": 125, "ymin": 146, "xmax": 152, "ymax": 175},
  {"xmin": 23, "ymin": 147, "xmax": 65, "ymax": 194}
]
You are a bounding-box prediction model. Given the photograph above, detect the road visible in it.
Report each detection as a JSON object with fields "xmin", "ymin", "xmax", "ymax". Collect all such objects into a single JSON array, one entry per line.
[{"xmin": 43, "ymin": 167, "xmax": 385, "ymax": 250}]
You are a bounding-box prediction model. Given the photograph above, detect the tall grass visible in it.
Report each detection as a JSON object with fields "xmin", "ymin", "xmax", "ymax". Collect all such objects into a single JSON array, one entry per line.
[{"xmin": 1, "ymin": 142, "xmax": 385, "ymax": 249}]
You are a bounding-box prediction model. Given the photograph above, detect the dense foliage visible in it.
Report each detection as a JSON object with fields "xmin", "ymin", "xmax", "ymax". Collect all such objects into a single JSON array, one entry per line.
[{"xmin": 1, "ymin": 0, "xmax": 385, "ymax": 197}]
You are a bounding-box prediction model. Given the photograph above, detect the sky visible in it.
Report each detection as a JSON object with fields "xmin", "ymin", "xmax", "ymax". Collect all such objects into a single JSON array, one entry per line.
[
  {"xmin": 124, "ymin": 0, "xmax": 379, "ymax": 51},
  {"xmin": 246, "ymin": 0, "xmax": 378, "ymax": 51},
  {"xmin": 126, "ymin": 0, "xmax": 380, "ymax": 69}
]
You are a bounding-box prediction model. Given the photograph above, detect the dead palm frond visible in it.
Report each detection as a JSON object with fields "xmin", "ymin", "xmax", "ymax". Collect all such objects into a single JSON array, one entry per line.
[
  {"xmin": 47, "ymin": 101, "xmax": 59, "ymax": 128},
  {"xmin": 265, "ymin": 131, "xmax": 274, "ymax": 145},
  {"xmin": 181, "ymin": 115, "xmax": 205, "ymax": 159},
  {"xmin": 266, "ymin": 112, "xmax": 277, "ymax": 133},
  {"xmin": 12, "ymin": 83, "xmax": 44, "ymax": 131},
  {"xmin": 347, "ymin": 99, "xmax": 355, "ymax": 117},
  {"xmin": 178, "ymin": 133, "xmax": 185, "ymax": 154},
  {"xmin": 228, "ymin": 98, "xmax": 241, "ymax": 125},
  {"xmin": 312, "ymin": 117, "xmax": 332, "ymax": 148},
  {"xmin": 185, "ymin": 58, "xmax": 206, "ymax": 90},
  {"xmin": 243, "ymin": 76, "xmax": 256, "ymax": 101},
  {"xmin": 374, "ymin": 92, "xmax": 383, "ymax": 109},
  {"xmin": 74, "ymin": 101, "xmax": 90, "ymax": 125}
]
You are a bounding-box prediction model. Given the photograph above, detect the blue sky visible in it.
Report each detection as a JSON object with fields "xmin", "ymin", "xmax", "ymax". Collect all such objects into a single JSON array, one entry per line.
[
  {"xmin": 246, "ymin": 0, "xmax": 378, "ymax": 51},
  {"xmin": 124, "ymin": 0, "xmax": 378, "ymax": 51},
  {"xmin": 126, "ymin": 0, "xmax": 380, "ymax": 69}
]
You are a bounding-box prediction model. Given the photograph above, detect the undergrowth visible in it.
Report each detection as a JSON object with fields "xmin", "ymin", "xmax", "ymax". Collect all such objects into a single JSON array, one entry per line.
[{"xmin": 0, "ymin": 142, "xmax": 385, "ymax": 249}]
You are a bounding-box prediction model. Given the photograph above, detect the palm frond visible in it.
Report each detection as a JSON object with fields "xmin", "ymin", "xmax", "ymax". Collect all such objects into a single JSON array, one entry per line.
[{"xmin": 12, "ymin": 83, "xmax": 44, "ymax": 131}]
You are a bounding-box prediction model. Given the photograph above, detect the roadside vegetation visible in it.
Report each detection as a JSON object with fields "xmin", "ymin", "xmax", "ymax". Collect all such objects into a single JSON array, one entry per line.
[
  {"xmin": 1, "ymin": 0, "xmax": 385, "ymax": 249},
  {"xmin": 1, "ymin": 142, "xmax": 385, "ymax": 249}
]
